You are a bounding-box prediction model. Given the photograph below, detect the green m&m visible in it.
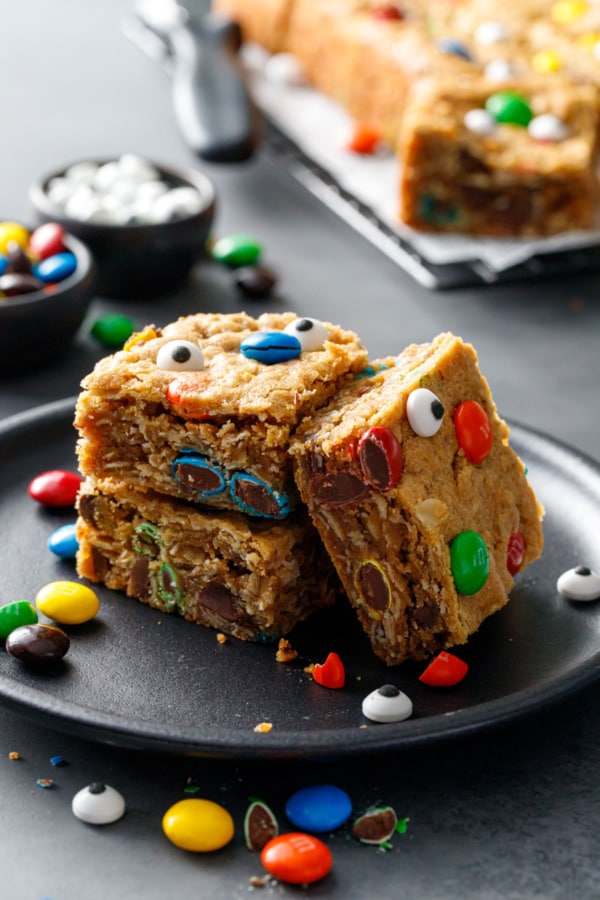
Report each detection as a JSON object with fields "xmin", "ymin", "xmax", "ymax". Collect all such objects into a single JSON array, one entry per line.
[
  {"xmin": 485, "ymin": 91, "xmax": 533, "ymax": 127},
  {"xmin": 450, "ymin": 530, "xmax": 490, "ymax": 594},
  {"xmin": 0, "ymin": 600, "xmax": 38, "ymax": 640}
]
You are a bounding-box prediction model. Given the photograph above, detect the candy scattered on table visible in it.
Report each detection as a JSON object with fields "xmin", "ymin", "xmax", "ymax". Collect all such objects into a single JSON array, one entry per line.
[
  {"xmin": 244, "ymin": 799, "xmax": 279, "ymax": 851},
  {"xmin": 211, "ymin": 233, "xmax": 262, "ymax": 268},
  {"xmin": 36, "ymin": 580, "xmax": 100, "ymax": 625},
  {"xmin": 260, "ymin": 833, "xmax": 333, "ymax": 884},
  {"xmin": 419, "ymin": 651, "xmax": 469, "ymax": 687},
  {"xmin": 5, "ymin": 624, "xmax": 70, "ymax": 665},
  {"xmin": 556, "ymin": 566, "xmax": 600, "ymax": 602},
  {"xmin": 50, "ymin": 755, "xmax": 67, "ymax": 767},
  {"xmin": 0, "ymin": 222, "xmax": 77, "ymax": 300},
  {"xmin": 28, "ymin": 469, "xmax": 83, "ymax": 507},
  {"xmin": 44, "ymin": 154, "xmax": 206, "ymax": 225},
  {"xmin": 72, "ymin": 782, "xmax": 126, "ymax": 825},
  {"xmin": 312, "ymin": 651, "xmax": 346, "ymax": 689},
  {"xmin": 47, "ymin": 522, "xmax": 79, "ymax": 559},
  {"xmin": 36, "ymin": 778, "xmax": 54, "ymax": 789},
  {"xmin": 285, "ymin": 784, "xmax": 352, "ymax": 833},
  {"xmin": 162, "ymin": 798, "xmax": 234, "ymax": 852},
  {"xmin": 0, "ymin": 600, "xmax": 38, "ymax": 640},
  {"xmin": 90, "ymin": 314, "xmax": 135, "ymax": 348},
  {"xmin": 232, "ymin": 264, "xmax": 278, "ymax": 299},
  {"xmin": 361, "ymin": 684, "xmax": 413, "ymax": 723},
  {"xmin": 352, "ymin": 805, "xmax": 398, "ymax": 844}
]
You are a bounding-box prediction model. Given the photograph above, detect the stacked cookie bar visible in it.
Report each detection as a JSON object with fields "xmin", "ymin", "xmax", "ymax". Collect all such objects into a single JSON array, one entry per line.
[
  {"xmin": 74, "ymin": 311, "xmax": 368, "ymax": 641},
  {"xmin": 75, "ymin": 314, "xmax": 544, "ymax": 663},
  {"xmin": 214, "ymin": 0, "xmax": 600, "ymax": 235},
  {"xmin": 290, "ymin": 332, "xmax": 544, "ymax": 664}
]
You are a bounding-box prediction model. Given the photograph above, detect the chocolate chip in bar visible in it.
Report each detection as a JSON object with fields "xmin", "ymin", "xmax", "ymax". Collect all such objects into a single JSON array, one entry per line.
[
  {"xmin": 357, "ymin": 562, "xmax": 390, "ymax": 613},
  {"xmin": 198, "ymin": 581, "xmax": 247, "ymax": 623},
  {"xmin": 309, "ymin": 471, "xmax": 368, "ymax": 507},
  {"xmin": 231, "ymin": 477, "xmax": 281, "ymax": 517}
]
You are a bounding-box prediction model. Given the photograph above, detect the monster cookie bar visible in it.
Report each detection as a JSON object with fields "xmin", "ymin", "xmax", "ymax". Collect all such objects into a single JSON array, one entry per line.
[
  {"xmin": 290, "ymin": 332, "xmax": 544, "ymax": 666},
  {"xmin": 76, "ymin": 477, "xmax": 337, "ymax": 641},
  {"xmin": 75, "ymin": 312, "xmax": 368, "ymax": 519},
  {"xmin": 398, "ymin": 77, "xmax": 599, "ymax": 235}
]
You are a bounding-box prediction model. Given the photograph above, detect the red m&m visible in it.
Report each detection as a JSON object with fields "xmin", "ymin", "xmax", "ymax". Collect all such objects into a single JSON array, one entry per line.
[
  {"xmin": 28, "ymin": 469, "xmax": 83, "ymax": 507},
  {"xmin": 454, "ymin": 400, "xmax": 493, "ymax": 464}
]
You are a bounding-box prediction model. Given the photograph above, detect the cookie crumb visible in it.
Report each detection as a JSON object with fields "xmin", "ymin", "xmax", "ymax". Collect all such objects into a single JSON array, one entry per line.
[
  {"xmin": 216, "ymin": 633, "xmax": 228, "ymax": 644},
  {"xmin": 249, "ymin": 874, "xmax": 271, "ymax": 888},
  {"xmin": 8, "ymin": 751, "xmax": 21, "ymax": 760},
  {"xmin": 304, "ymin": 663, "xmax": 315, "ymax": 674},
  {"xmin": 253, "ymin": 722, "xmax": 273, "ymax": 733},
  {"xmin": 275, "ymin": 638, "xmax": 298, "ymax": 663}
]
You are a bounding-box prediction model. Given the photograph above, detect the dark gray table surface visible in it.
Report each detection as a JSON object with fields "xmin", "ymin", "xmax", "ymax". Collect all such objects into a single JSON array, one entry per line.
[{"xmin": 1, "ymin": 2, "xmax": 599, "ymax": 898}]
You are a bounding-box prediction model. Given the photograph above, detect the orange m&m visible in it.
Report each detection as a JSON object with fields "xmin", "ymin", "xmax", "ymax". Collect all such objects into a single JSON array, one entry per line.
[{"xmin": 261, "ymin": 832, "xmax": 333, "ymax": 884}]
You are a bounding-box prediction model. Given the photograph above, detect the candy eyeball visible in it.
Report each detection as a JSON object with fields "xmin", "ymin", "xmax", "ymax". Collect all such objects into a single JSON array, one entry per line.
[
  {"xmin": 406, "ymin": 388, "xmax": 444, "ymax": 437},
  {"xmin": 71, "ymin": 782, "xmax": 126, "ymax": 825},
  {"xmin": 361, "ymin": 684, "xmax": 413, "ymax": 723},
  {"xmin": 283, "ymin": 317, "xmax": 329, "ymax": 351},
  {"xmin": 156, "ymin": 340, "xmax": 205, "ymax": 371},
  {"xmin": 556, "ymin": 565, "xmax": 600, "ymax": 602}
]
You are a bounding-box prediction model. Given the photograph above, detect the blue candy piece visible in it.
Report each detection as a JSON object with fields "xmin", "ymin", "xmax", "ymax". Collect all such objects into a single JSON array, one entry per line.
[
  {"xmin": 33, "ymin": 251, "xmax": 77, "ymax": 284},
  {"xmin": 47, "ymin": 522, "xmax": 79, "ymax": 559},
  {"xmin": 0, "ymin": 255, "xmax": 8, "ymax": 276},
  {"xmin": 436, "ymin": 37, "xmax": 472, "ymax": 60},
  {"xmin": 285, "ymin": 784, "xmax": 352, "ymax": 833},
  {"xmin": 172, "ymin": 452, "xmax": 227, "ymax": 497},
  {"xmin": 240, "ymin": 331, "xmax": 301, "ymax": 365},
  {"xmin": 230, "ymin": 472, "xmax": 292, "ymax": 519}
]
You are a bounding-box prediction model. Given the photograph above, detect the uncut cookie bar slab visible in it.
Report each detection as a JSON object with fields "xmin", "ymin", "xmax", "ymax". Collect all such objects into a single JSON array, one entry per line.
[
  {"xmin": 75, "ymin": 312, "xmax": 367, "ymax": 519},
  {"xmin": 76, "ymin": 477, "xmax": 337, "ymax": 641},
  {"xmin": 398, "ymin": 76, "xmax": 599, "ymax": 236},
  {"xmin": 291, "ymin": 332, "xmax": 544, "ymax": 665}
]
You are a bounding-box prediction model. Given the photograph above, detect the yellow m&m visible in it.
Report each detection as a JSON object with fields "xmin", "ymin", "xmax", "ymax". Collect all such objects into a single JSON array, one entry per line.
[
  {"xmin": 162, "ymin": 798, "xmax": 234, "ymax": 852},
  {"xmin": 36, "ymin": 581, "xmax": 100, "ymax": 625}
]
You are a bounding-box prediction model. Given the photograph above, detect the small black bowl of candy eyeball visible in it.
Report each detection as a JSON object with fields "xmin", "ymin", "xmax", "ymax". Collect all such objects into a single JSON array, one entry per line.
[
  {"xmin": 29, "ymin": 153, "xmax": 217, "ymax": 299},
  {"xmin": 0, "ymin": 220, "xmax": 95, "ymax": 373}
]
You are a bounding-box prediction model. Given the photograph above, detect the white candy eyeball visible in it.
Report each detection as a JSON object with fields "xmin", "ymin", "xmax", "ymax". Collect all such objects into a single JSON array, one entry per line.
[
  {"xmin": 406, "ymin": 388, "xmax": 444, "ymax": 437},
  {"xmin": 156, "ymin": 340, "xmax": 205, "ymax": 371},
  {"xmin": 72, "ymin": 782, "xmax": 126, "ymax": 825},
  {"xmin": 283, "ymin": 317, "xmax": 329, "ymax": 351},
  {"xmin": 556, "ymin": 566, "xmax": 600, "ymax": 602},
  {"xmin": 362, "ymin": 684, "xmax": 413, "ymax": 723}
]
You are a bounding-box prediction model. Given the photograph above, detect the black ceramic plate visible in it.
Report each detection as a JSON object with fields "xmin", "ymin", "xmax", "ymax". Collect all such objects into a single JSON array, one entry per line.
[{"xmin": 0, "ymin": 397, "xmax": 599, "ymax": 759}]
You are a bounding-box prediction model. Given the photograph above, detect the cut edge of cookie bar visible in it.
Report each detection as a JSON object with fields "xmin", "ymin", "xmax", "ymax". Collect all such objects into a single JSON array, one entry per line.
[
  {"xmin": 290, "ymin": 332, "xmax": 544, "ymax": 665},
  {"xmin": 398, "ymin": 75, "xmax": 600, "ymax": 236},
  {"xmin": 75, "ymin": 311, "xmax": 368, "ymax": 519},
  {"xmin": 75, "ymin": 476, "xmax": 338, "ymax": 642}
]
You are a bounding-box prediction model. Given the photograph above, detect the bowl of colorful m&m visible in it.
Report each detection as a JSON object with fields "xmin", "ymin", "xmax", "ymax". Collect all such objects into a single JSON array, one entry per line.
[
  {"xmin": 0, "ymin": 220, "xmax": 95, "ymax": 373},
  {"xmin": 29, "ymin": 154, "xmax": 216, "ymax": 299}
]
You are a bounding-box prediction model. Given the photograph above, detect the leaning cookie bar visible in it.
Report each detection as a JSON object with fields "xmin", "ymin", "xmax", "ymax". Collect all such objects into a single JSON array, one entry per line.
[
  {"xmin": 76, "ymin": 477, "xmax": 337, "ymax": 641},
  {"xmin": 290, "ymin": 332, "xmax": 544, "ymax": 665},
  {"xmin": 75, "ymin": 312, "xmax": 368, "ymax": 519}
]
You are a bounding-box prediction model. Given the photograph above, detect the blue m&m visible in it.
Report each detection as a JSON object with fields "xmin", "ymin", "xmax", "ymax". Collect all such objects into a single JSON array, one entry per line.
[{"xmin": 285, "ymin": 784, "xmax": 352, "ymax": 833}]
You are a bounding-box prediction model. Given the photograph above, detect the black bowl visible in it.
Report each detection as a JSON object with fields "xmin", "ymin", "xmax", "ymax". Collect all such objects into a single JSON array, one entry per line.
[
  {"xmin": 0, "ymin": 232, "xmax": 95, "ymax": 373},
  {"xmin": 29, "ymin": 158, "xmax": 216, "ymax": 299}
]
